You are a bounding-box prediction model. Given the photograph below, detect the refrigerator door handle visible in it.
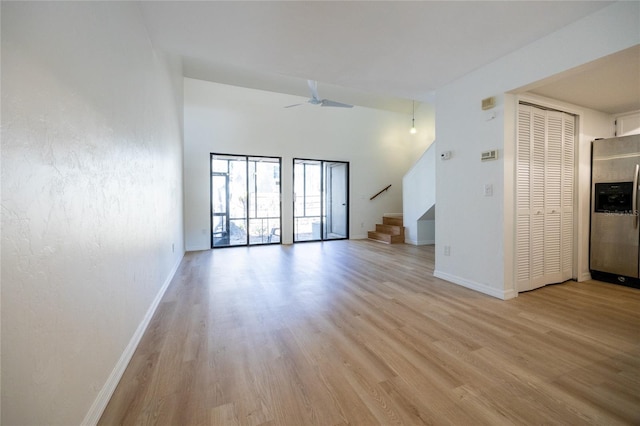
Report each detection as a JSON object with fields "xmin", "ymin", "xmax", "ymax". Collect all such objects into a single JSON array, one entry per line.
[{"xmin": 634, "ymin": 164, "xmax": 639, "ymax": 229}]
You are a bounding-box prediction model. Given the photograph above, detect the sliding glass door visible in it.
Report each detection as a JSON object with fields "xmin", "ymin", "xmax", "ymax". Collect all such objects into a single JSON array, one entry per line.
[
  {"xmin": 294, "ymin": 159, "xmax": 349, "ymax": 242},
  {"xmin": 211, "ymin": 154, "xmax": 281, "ymax": 248},
  {"xmin": 326, "ymin": 162, "xmax": 348, "ymax": 239}
]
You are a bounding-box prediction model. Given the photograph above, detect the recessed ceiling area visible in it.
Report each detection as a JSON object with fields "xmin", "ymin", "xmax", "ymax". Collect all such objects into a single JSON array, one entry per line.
[
  {"xmin": 137, "ymin": 1, "xmax": 637, "ymax": 115},
  {"xmin": 525, "ymin": 44, "xmax": 640, "ymax": 115}
]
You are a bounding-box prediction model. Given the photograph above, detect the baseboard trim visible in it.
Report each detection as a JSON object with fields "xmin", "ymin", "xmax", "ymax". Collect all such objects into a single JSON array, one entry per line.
[
  {"xmin": 405, "ymin": 238, "xmax": 435, "ymax": 246},
  {"xmin": 81, "ymin": 254, "xmax": 184, "ymax": 425},
  {"xmin": 433, "ymin": 270, "xmax": 516, "ymax": 300}
]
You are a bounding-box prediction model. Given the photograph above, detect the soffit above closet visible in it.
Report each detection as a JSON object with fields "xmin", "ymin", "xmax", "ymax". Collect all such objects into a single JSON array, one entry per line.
[{"xmin": 529, "ymin": 45, "xmax": 640, "ymax": 116}]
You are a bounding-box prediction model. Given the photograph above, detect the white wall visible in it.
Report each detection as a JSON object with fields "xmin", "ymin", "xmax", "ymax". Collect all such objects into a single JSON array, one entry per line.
[
  {"xmin": 403, "ymin": 142, "xmax": 436, "ymax": 245},
  {"xmin": 184, "ymin": 78, "xmax": 433, "ymax": 250},
  {"xmin": 434, "ymin": 1, "xmax": 640, "ymax": 299},
  {"xmin": 1, "ymin": 2, "xmax": 184, "ymax": 425}
]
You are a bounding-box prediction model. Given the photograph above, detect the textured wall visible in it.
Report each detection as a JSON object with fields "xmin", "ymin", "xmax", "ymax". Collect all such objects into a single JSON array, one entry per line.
[{"xmin": 1, "ymin": 2, "xmax": 184, "ymax": 424}]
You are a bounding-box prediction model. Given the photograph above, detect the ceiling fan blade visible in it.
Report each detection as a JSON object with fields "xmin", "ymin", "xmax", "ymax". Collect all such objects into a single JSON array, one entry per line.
[
  {"xmin": 284, "ymin": 103, "xmax": 304, "ymax": 108},
  {"xmin": 307, "ymin": 80, "xmax": 320, "ymax": 102},
  {"xmin": 320, "ymin": 99, "xmax": 353, "ymax": 108}
]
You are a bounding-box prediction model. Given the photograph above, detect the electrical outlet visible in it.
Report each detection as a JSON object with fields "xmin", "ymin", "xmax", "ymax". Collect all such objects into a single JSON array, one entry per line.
[
  {"xmin": 484, "ymin": 184, "xmax": 493, "ymax": 196},
  {"xmin": 444, "ymin": 245, "xmax": 451, "ymax": 256}
]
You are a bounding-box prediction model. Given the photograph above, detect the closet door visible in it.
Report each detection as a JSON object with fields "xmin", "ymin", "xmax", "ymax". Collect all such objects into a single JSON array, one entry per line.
[
  {"xmin": 516, "ymin": 104, "xmax": 574, "ymax": 292},
  {"xmin": 561, "ymin": 115, "xmax": 575, "ymax": 278}
]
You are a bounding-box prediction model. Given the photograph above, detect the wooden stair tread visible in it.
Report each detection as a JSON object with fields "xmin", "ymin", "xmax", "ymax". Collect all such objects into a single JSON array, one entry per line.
[
  {"xmin": 367, "ymin": 232, "xmax": 404, "ymax": 244},
  {"xmin": 383, "ymin": 216, "xmax": 403, "ymax": 227},
  {"xmin": 368, "ymin": 215, "xmax": 404, "ymax": 244},
  {"xmin": 375, "ymin": 224, "xmax": 404, "ymax": 236}
]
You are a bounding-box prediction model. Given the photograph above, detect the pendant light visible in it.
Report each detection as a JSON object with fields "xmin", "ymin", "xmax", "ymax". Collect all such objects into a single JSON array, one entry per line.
[{"xmin": 410, "ymin": 100, "xmax": 417, "ymax": 134}]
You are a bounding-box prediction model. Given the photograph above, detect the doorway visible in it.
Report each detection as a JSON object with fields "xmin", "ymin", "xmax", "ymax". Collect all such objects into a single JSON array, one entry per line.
[
  {"xmin": 293, "ymin": 159, "xmax": 349, "ymax": 242},
  {"xmin": 210, "ymin": 154, "xmax": 281, "ymax": 248}
]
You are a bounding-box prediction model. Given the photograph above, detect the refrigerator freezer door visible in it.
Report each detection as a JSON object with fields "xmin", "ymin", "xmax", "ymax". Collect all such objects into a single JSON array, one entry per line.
[
  {"xmin": 590, "ymin": 213, "xmax": 639, "ymax": 277},
  {"xmin": 591, "ymin": 135, "xmax": 640, "ymax": 183}
]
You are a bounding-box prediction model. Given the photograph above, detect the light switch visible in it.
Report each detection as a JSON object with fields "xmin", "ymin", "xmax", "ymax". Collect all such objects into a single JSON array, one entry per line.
[{"xmin": 484, "ymin": 184, "xmax": 493, "ymax": 196}]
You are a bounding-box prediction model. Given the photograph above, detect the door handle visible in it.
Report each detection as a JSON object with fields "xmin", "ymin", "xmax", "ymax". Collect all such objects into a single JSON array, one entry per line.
[{"xmin": 634, "ymin": 164, "xmax": 639, "ymax": 229}]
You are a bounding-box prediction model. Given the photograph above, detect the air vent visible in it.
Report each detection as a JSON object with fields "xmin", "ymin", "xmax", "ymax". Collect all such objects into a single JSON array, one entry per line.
[
  {"xmin": 481, "ymin": 150, "xmax": 498, "ymax": 161},
  {"xmin": 481, "ymin": 97, "xmax": 496, "ymax": 110}
]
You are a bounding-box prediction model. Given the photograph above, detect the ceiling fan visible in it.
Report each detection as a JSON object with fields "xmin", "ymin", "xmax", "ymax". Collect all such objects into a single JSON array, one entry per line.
[{"xmin": 285, "ymin": 80, "xmax": 353, "ymax": 109}]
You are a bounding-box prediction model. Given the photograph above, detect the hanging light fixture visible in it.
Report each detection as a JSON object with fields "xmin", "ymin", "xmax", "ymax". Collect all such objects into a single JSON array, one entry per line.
[{"xmin": 410, "ymin": 100, "xmax": 417, "ymax": 134}]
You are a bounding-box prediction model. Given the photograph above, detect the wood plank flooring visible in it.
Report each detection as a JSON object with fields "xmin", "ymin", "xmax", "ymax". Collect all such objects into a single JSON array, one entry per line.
[{"xmin": 99, "ymin": 241, "xmax": 640, "ymax": 425}]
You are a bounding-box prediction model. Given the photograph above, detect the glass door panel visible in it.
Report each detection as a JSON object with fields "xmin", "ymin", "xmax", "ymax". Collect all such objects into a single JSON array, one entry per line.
[
  {"xmin": 294, "ymin": 160, "xmax": 322, "ymax": 241},
  {"xmin": 211, "ymin": 174, "xmax": 229, "ymax": 246},
  {"xmin": 227, "ymin": 158, "xmax": 247, "ymax": 246},
  {"xmin": 248, "ymin": 157, "xmax": 281, "ymax": 244},
  {"xmin": 294, "ymin": 159, "xmax": 348, "ymax": 242},
  {"xmin": 211, "ymin": 154, "xmax": 281, "ymax": 248},
  {"xmin": 325, "ymin": 162, "xmax": 348, "ymax": 239}
]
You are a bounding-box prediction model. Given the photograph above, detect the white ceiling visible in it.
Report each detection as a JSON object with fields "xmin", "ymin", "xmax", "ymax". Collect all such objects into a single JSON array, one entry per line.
[{"xmin": 138, "ymin": 1, "xmax": 638, "ymax": 114}]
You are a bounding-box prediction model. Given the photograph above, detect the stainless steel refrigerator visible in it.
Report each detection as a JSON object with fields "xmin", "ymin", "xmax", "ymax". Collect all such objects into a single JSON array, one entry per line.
[{"xmin": 590, "ymin": 134, "xmax": 640, "ymax": 288}]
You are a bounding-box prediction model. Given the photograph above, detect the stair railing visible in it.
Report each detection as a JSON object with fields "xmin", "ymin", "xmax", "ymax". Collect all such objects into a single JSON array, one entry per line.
[{"xmin": 370, "ymin": 184, "xmax": 392, "ymax": 200}]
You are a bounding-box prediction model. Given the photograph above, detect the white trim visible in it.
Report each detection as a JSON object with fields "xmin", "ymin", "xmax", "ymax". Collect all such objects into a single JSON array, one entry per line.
[
  {"xmin": 81, "ymin": 254, "xmax": 184, "ymax": 426},
  {"xmin": 405, "ymin": 237, "xmax": 434, "ymax": 246},
  {"xmin": 578, "ymin": 271, "xmax": 592, "ymax": 282},
  {"xmin": 434, "ymin": 270, "xmax": 517, "ymax": 300},
  {"xmin": 350, "ymin": 233, "xmax": 368, "ymax": 240}
]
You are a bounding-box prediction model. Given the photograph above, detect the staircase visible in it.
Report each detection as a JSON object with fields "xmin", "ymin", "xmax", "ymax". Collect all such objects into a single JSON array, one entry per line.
[{"xmin": 368, "ymin": 215, "xmax": 405, "ymax": 244}]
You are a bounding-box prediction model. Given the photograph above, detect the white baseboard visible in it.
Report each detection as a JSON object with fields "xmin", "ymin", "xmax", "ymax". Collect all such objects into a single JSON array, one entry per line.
[
  {"xmin": 433, "ymin": 270, "xmax": 516, "ymax": 300},
  {"xmin": 81, "ymin": 254, "xmax": 184, "ymax": 425},
  {"xmin": 405, "ymin": 238, "xmax": 435, "ymax": 246}
]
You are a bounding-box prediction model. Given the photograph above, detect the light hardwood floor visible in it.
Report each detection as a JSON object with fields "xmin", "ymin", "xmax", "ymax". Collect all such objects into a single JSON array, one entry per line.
[{"xmin": 99, "ymin": 241, "xmax": 640, "ymax": 425}]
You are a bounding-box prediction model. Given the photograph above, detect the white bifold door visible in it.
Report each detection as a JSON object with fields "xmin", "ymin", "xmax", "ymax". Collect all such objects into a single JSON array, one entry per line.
[{"xmin": 516, "ymin": 104, "xmax": 575, "ymax": 292}]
